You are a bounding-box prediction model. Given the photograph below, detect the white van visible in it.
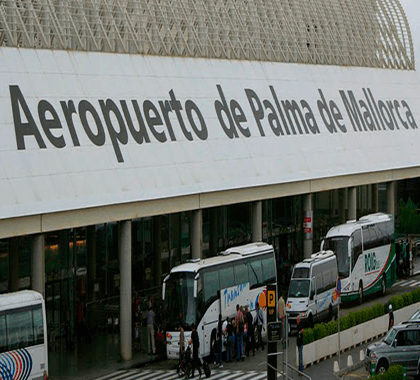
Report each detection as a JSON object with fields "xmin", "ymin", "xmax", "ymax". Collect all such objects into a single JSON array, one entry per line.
[{"xmin": 286, "ymin": 250, "xmax": 339, "ymax": 329}]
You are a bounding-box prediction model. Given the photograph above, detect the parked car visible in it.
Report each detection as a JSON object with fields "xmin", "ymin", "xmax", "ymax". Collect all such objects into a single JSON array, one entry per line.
[{"xmin": 365, "ymin": 321, "xmax": 420, "ymax": 376}]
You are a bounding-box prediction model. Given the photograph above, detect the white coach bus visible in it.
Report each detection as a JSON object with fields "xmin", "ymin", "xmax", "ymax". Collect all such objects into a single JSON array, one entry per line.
[
  {"xmin": 0, "ymin": 290, "xmax": 49, "ymax": 379},
  {"xmin": 162, "ymin": 242, "xmax": 276, "ymax": 359},
  {"xmin": 321, "ymin": 213, "xmax": 396, "ymax": 304}
]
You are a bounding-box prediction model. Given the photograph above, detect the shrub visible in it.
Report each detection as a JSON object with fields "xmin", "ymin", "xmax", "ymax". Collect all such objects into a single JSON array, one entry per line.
[
  {"xmin": 340, "ymin": 315, "xmax": 351, "ymax": 331},
  {"xmin": 325, "ymin": 320, "xmax": 338, "ymax": 335},
  {"xmin": 313, "ymin": 323, "xmax": 327, "ymax": 341},
  {"xmin": 388, "ymin": 295, "xmax": 404, "ymax": 310},
  {"xmin": 402, "ymin": 292, "xmax": 413, "ymax": 307},
  {"xmin": 303, "ymin": 328, "xmax": 314, "ymax": 345},
  {"xmin": 347, "ymin": 312, "xmax": 356, "ymax": 328},
  {"xmin": 358, "ymin": 308, "xmax": 370, "ymax": 324},
  {"xmin": 370, "ymin": 364, "xmax": 404, "ymax": 379},
  {"xmin": 372, "ymin": 303, "xmax": 384, "ymax": 318},
  {"xmin": 412, "ymin": 288, "xmax": 420, "ymax": 303}
]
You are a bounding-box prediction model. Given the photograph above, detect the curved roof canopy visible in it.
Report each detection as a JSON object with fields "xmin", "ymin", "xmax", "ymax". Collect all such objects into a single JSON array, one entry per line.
[{"xmin": 0, "ymin": 0, "xmax": 415, "ymax": 70}]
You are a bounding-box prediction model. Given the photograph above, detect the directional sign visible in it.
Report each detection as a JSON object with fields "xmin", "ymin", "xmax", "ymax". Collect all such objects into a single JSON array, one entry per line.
[
  {"xmin": 268, "ymin": 290, "xmax": 276, "ymax": 307},
  {"xmin": 268, "ymin": 321, "xmax": 283, "ymax": 342}
]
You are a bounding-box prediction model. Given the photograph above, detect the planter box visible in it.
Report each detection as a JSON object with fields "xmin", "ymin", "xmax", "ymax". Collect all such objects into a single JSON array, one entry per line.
[{"xmin": 298, "ymin": 301, "xmax": 420, "ymax": 368}]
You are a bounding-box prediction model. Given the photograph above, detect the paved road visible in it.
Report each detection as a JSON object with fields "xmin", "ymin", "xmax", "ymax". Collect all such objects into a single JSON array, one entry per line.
[{"xmin": 93, "ymin": 270, "xmax": 420, "ymax": 380}]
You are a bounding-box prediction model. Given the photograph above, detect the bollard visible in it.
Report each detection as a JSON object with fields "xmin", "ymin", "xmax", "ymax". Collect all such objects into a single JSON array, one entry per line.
[
  {"xmin": 359, "ymin": 350, "xmax": 364, "ymax": 361},
  {"xmin": 347, "ymin": 355, "xmax": 353, "ymax": 367},
  {"xmin": 333, "ymin": 361, "xmax": 340, "ymax": 373}
]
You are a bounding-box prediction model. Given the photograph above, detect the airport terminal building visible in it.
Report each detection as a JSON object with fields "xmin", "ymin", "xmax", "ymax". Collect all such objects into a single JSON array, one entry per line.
[{"xmin": 0, "ymin": 0, "xmax": 420, "ymax": 376}]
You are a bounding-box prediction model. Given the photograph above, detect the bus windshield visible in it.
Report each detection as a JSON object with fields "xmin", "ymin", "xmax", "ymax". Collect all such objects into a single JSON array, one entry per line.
[
  {"xmin": 324, "ymin": 236, "xmax": 350, "ymax": 278},
  {"xmin": 164, "ymin": 272, "xmax": 196, "ymax": 330},
  {"xmin": 288, "ymin": 279, "xmax": 310, "ymax": 298}
]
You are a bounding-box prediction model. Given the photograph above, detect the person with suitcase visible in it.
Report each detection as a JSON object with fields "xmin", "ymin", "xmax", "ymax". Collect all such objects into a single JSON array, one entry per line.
[{"xmin": 190, "ymin": 323, "xmax": 202, "ymax": 379}]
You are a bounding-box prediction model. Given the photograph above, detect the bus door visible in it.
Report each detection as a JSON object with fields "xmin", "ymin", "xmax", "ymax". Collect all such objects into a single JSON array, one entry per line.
[{"xmin": 351, "ymin": 229, "xmax": 363, "ymax": 291}]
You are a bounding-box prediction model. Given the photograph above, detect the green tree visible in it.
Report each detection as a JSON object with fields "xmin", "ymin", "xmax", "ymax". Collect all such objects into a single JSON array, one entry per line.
[{"xmin": 397, "ymin": 197, "xmax": 420, "ymax": 234}]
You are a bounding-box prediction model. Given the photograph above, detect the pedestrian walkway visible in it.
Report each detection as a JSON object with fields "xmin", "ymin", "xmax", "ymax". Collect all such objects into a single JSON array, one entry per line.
[
  {"xmin": 49, "ymin": 331, "xmax": 166, "ymax": 380},
  {"xmin": 91, "ymin": 369, "xmax": 269, "ymax": 380}
]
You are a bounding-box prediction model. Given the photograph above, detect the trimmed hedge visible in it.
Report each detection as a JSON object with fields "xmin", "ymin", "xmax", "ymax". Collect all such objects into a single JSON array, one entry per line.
[
  {"xmin": 370, "ymin": 364, "xmax": 404, "ymax": 379},
  {"xmin": 303, "ymin": 286, "xmax": 420, "ymax": 345}
]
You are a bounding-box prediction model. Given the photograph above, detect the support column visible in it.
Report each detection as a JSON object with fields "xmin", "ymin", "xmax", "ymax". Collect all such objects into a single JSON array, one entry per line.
[
  {"xmin": 252, "ymin": 201, "xmax": 262, "ymax": 242},
  {"xmin": 191, "ymin": 210, "xmax": 202, "ymax": 260},
  {"xmin": 209, "ymin": 209, "xmax": 218, "ymax": 256},
  {"xmin": 348, "ymin": 187, "xmax": 357, "ymax": 221},
  {"xmin": 303, "ymin": 194, "xmax": 313, "ymax": 259},
  {"xmin": 119, "ymin": 220, "xmax": 132, "ymax": 362},
  {"xmin": 87, "ymin": 226, "xmax": 96, "ymax": 302},
  {"xmin": 153, "ymin": 216, "xmax": 162, "ymax": 285},
  {"xmin": 372, "ymin": 184, "xmax": 379, "ymax": 213},
  {"xmin": 387, "ymin": 181, "xmax": 396, "ymax": 216},
  {"xmin": 338, "ymin": 189, "xmax": 346, "ymax": 224},
  {"xmin": 31, "ymin": 234, "xmax": 45, "ymax": 297},
  {"xmin": 8, "ymin": 238, "xmax": 19, "ymax": 292}
]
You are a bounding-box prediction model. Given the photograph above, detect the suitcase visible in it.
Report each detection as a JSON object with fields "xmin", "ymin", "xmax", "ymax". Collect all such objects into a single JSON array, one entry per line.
[{"xmin": 203, "ymin": 361, "xmax": 211, "ymax": 378}]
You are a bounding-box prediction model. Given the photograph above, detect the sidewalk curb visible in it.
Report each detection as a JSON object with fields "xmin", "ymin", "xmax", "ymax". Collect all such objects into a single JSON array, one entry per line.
[{"xmin": 336, "ymin": 360, "xmax": 365, "ymax": 377}]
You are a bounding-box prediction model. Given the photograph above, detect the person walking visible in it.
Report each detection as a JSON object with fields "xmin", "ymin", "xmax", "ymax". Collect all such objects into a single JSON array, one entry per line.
[
  {"xmin": 278, "ymin": 292, "xmax": 286, "ymax": 339},
  {"xmin": 215, "ymin": 313, "xmax": 223, "ymax": 368},
  {"xmin": 297, "ymin": 314, "xmax": 304, "ymax": 372},
  {"xmin": 388, "ymin": 304, "xmax": 394, "ymax": 331},
  {"xmin": 255, "ymin": 302, "xmax": 265, "ymax": 351},
  {"xmin": 245, "ymin": 306, "xmax": 255, "ymax": 357},
  {"xmin": 147, "ymin": 306, "xmax": 156, "ymax": 355},
  {"xmin": 235, "ymin": 304, "xmax": 244, "ymax": 361},
  {"xmin": 177, "ymin": 322, "xmax": 185, "ymax": 376},
  {"xmin": 190, "ymin": 323, "xmax": 202, "ymax": 379},
  {"xmin": 226, "ymin": 317, "xmax": 233, "ymax": 362}
]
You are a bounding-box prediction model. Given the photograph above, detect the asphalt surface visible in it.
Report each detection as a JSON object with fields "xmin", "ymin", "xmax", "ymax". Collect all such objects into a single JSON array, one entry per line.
[{"xmin": 139, "ymin": 267, "xmax": 420, "ymax": 380}]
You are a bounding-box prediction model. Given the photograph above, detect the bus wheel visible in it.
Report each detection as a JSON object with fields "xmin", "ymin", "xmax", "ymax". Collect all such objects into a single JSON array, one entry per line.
[
  {"xmin": 381, "ymin": 276, "xmax": 386, "ymax": 296},
  {"xmin": 358, "ymin": 281, "xmax": 363, "ymax": 305}
]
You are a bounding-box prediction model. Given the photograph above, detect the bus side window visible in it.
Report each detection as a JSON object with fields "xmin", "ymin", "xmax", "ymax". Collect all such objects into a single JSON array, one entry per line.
[
  {"xmin": 197, "ymin": 282, "xmax": 204, "ymax": 321},
  {"xmin": 234, "ymin": 262, "xmax": 248, "ymax": 286},
  {"xmin": 0, "ymin": 315, "xmax": 6, "ymax": 353},
  {"xmin": 369, "ymin": 225, "xmax": 379, "ymax": 249},
  {"xmin": 203, "ymin": 270, "xmax": 220, "ymax": 309},
  {"xmin": 33, "ymin": 306, "xmax": 45, "ymax": 345},
  {"xmin": 248, "ymin": 259, "xmax": 262, "ymax": 289},
  {"xmin": 362, "ymin": 227, "xmax": 371, "ymax": 251},
  {"xmin": 220, "ymin": 266, "xmax": 234, "ymax": 289},
  {"xmin": 387, "ymin": 220, "xmax": 395, "ymax": 243},
  {"xmin": 322, "ymin": 269, "xmax": 332, "ymax": 293},
  {"xmin": 262, "ymin": 256, "xmax": 276, "ymax": 285},
  {"xmin": 352, "ymin": 230, "xmax": 362, "ymax": 270},
  {"xmin": 312, "ymin": 266, "xmax": 322, "ymax": 294}
]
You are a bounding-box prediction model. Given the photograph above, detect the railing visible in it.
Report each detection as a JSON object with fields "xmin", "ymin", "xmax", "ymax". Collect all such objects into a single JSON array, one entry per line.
[{"xmin": 262, "ymin": 351, "xmax": 311, "ymax": 380}]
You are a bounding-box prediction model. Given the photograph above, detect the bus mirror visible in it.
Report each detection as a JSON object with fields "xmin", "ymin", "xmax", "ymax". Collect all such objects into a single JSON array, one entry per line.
[
  {"xmin": 162, "ymin": 283, "xmax": 166, "ymax": 300},
  {"xmin": 320, "ymin": 240, "xmax": 325, "ymax": 250},
  {"xmin": 194, "ymin": 280, "xmax": 197, "ymax": 298}
]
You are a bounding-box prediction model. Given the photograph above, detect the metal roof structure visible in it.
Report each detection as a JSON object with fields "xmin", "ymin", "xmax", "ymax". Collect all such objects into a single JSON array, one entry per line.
[{"xmin": 0, "ymin": 0, "xmax": 415, "ymax": 70}]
